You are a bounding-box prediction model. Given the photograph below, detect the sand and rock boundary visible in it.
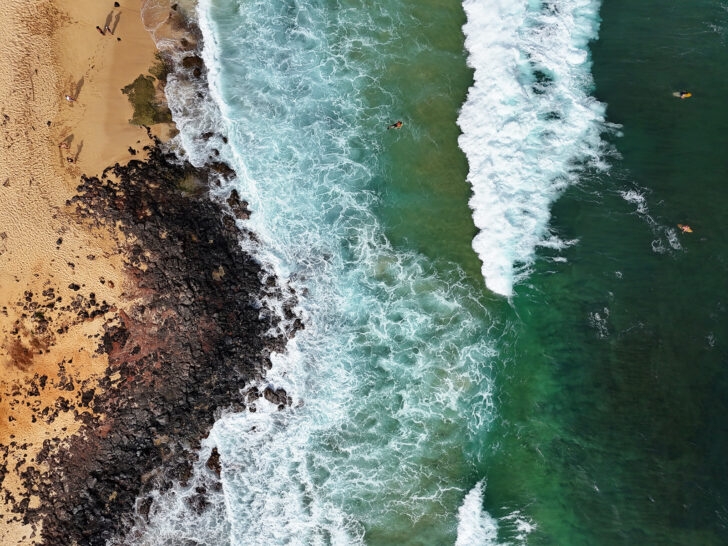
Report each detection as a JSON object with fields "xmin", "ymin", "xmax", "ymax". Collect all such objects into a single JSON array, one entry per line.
[{"xmin": 0, "ymin": 1, "xmax": 300, "ymax": 543}]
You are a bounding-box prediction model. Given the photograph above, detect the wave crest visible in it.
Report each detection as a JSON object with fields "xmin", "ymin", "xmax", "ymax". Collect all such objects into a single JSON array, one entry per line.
[{"xmin": 458, "ymin": 0, "xmax": 610, "ymax": 296}]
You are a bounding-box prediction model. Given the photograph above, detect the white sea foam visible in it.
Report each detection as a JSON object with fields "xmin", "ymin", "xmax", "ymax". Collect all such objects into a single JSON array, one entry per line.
[
  {"xmin": 588, "ymin": 306, "xmax": 610, "ymax": 338},
  {"xmin": 455, "ymin": 481, "xmax": 537, "ymax": 546},
  {"xmin": 114, "ymin": 435, "xmax": 231, "ymax": 546},
  {"xmin": 455, "ymin": 482, "xmax": 500, "ymax": 546},
  {"xmin": 500, "ymin": 510, "xmax": 536, "ymax": 542},
  {"xmin": 618, "ymin": 186, "xmax": 688, "ymax": 255},
  {"xmin": 619, "ymin": 190, "xmax": 648, "ymax": 214},
  {"xmin": 666, "ymin": 227, "xmax": 682, "ymax": 250},
  {"xmin": 458, "ymin": 0, "xmax": 610, "ymax": 296},
  {"xmin": 129, "ymin": 0, "xmax": 506, "ymax": 543},
  {"xmin": 651, "ymin": 227, "xmax": 682, "ymax": 254}
]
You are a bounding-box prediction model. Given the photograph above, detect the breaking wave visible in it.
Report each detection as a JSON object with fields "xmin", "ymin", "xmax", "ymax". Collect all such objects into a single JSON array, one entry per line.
[{"xmin": 458, "ymin": 0, "xmax": 610, "ymax": 296}]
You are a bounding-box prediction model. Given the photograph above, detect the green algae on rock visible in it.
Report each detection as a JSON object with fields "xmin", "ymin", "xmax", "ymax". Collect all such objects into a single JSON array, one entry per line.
[{"xmin": 122, "ymin": 74, "xmax": 172, "ymax": 126}]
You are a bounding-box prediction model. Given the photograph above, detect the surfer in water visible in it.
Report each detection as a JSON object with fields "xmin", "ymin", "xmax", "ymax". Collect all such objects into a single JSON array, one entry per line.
[
  {"xmin": 673, "ymin": 90, "xmax": 692, "ymax": 99},
  {"xmin": 387, "ymin": 120, "xmax": 403, "ymax": 130},
  {"xmin": 678, "ymin": 224, "xmax": 693, "ymax": 233}
]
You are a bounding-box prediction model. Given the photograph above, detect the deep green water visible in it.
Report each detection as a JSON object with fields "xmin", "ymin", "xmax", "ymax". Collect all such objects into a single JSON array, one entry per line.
[
  {"xmin": 478, "ymin": 1, "xmax": 728, "ymax": 543},
  {"xmin": 377, "ymin": 0, "xmax": 728, "ymax": 543},
  {"xmin": 146, "ymin": 0, "xmax": 728, "ymax": 543}
]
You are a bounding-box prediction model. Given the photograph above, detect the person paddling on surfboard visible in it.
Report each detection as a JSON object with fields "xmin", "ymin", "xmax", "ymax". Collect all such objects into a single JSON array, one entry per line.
[
  {"xmin": 678, "ymin": 223, "xmax": 693, "ymax": 233},
  {"xmin": 387, "ymin": 121, "xmax": 403, "ymax": 130},
  {"xmin": 673, "ymin": 90, "xmax": 692, "ymax": 99}
]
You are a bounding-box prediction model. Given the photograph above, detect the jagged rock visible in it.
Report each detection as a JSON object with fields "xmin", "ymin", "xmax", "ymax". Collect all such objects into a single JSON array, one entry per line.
[
  {"xmin": 181, "ymin": 55, "xmax": 204, "ymax": 70},
  {"xmin": 226, "ymin": 188, "xmax": 250, "ymax": 220},
  {"xmin": 206, "ymin": 447, "xmax": 221, "ymax": 476},
  {"xmin": 25, "ymin": 139, "xmax": 299, "ymax": 546},
  {"xmin": 263, "ymin": 386, "xmax": 290, "ymax": 408},
  {"xmin": 209, "ymin": 161, "xmax": 236, "ymax": 180}
]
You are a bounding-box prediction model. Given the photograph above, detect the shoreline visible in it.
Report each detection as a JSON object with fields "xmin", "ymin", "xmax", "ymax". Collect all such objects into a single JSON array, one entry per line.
[{"xmin": 0, "ymin": 1, "xmax": 298, "ymax": 543}]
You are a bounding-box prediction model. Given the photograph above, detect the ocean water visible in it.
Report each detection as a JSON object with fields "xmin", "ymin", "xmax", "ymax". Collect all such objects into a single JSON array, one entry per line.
[
  {"xmin": 480, "ymin": 0, "xmax": 728, "ymax": 543},
  {"xmin": 193, "ymin": 1, "xmax": 505, "ymax": 542},
  {"xmin": 134, "ymin": 0, "xmax": 728, "ymax": 544}
]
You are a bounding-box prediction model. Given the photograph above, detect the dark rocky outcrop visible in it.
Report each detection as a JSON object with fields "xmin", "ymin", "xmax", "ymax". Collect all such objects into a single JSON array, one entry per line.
[
  {"xmin": 22, "ymin": 140, "xmax": 301, "ymax": 545},
  {"xmin": 227, "ymin": 188, "xmax": 251, "ymax": 220}
]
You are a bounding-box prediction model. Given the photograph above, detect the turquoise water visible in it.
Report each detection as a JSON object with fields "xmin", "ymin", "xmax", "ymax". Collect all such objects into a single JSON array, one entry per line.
[
  {"xmin": 138, "ymin": 0, "xmax": 728, "ymax": 544},
  {"xmin": 195, "ymin": 0, "xmax": 504, "ymax": 543}
]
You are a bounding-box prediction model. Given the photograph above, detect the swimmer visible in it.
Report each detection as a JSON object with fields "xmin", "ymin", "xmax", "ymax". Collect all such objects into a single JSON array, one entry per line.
[
  {"xmin": 387, "ymin": 121, "xmax": 403, "ymax": 130},
  {"xmin": 672, "ymin": 90, "xmax": 692, "ymax": 99},
  {"xmin": 678, "ymin": 224, "xmax": 693, "ymax": 233}
]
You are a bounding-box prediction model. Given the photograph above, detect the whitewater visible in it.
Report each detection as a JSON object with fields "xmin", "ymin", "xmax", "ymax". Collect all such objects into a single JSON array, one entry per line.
[
  {"xmin": 458, "ymin": 0, "xmax": 609, "ymax": 296},
  {"xmin": 130, "ymin": 0, "xmax": 607, "ymax": 543}
]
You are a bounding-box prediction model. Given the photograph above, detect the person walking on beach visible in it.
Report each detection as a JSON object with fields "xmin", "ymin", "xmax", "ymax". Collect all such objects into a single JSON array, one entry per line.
[
  {"xmin": 96, "ymin": 25, "xmax": 105, "ymax": 35},
  {"xmin": 105, "ymin": 24, "xmax": 112, "ymax": 35},
  {"xmin": 64, "ymin": 94, "xmax": 75, "ymax": 103}
]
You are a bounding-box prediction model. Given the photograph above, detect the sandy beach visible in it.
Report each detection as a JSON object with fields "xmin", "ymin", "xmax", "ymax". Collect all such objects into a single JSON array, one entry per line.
[
  {"xmin": 0, "ymin": 0, "xmax": 165, "ymax": 541},
  {"xmin": 0, "ymin": 0, "xmax": 292, "ymax": 542}
]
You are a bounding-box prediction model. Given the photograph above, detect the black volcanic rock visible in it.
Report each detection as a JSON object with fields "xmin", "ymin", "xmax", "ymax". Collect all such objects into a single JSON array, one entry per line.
[
  {"xmin": 26, "ymin": 141, "xmax": 301, "ymax": 545},
  {"xmin": 227, "ymin": 188, "xmax": 251, "ymax": 220}
]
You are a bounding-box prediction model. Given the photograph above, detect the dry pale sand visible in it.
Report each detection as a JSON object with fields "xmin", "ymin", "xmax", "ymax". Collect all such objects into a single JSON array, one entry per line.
[{"xmin": 0, "ymin": 0, "xmax": 171, "ymax": 541}]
